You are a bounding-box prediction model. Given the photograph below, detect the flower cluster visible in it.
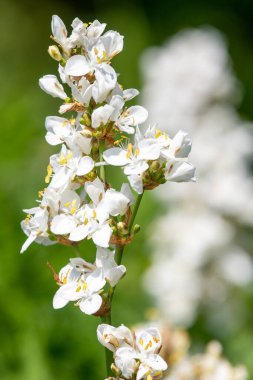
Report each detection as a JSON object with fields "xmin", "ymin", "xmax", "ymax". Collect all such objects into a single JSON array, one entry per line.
[
  {"xmin": 21, "ymin": 15, "xmax": 195, "ymax": 254},
  {"xmin": 98, "ymin": 324, "xmax": 168, "ymax": 379},
  {"xmin": 53, "ymin": 247, "xmax": 126, "ymax": 315},
  {"xmin": 165, "ymin": 340, "xmax": 247, "ymax": 380},
  {"xmin": 20, "ymin": 15, "xmax": 196, "ymax": 380},
  {"xmin": 142, "ymin": 28, "xmax": 253, "ymax": 327}
]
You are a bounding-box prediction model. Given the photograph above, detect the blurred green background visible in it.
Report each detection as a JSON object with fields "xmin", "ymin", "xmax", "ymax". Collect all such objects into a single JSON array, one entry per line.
[{"xmin": 1, "ymin": 0, "xmax": 253, "ymax": 378}]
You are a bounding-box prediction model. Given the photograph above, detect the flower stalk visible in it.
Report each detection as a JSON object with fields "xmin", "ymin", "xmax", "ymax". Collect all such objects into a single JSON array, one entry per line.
[{"xmin": 20, "ymin": 14, "xmax": 195, "ymax": 380}]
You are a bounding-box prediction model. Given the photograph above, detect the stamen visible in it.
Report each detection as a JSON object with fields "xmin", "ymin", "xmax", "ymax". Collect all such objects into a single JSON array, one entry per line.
[{"xmin": 45, "ymin": 164, "xmax": 53, "ymax": 183}]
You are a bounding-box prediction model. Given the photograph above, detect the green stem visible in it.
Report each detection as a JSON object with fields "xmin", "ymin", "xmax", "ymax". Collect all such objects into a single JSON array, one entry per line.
[
  {"xmin": 73, "ymin": 244, "xmax": 81, "ymax": 257},
  {"xmin": 101, "ymin": 314, "xmax": 113, "ymax": 377},
  {"xmin": 110, "ymin": 192, "xmax": 144, "ymax": 303},
  {"xmin": 128, "ymin": 192, "xmax": 144, "ymax": 232},
  {"xmin": 99, "ymin": 140, "xmax": 106, "ymax": 183}
]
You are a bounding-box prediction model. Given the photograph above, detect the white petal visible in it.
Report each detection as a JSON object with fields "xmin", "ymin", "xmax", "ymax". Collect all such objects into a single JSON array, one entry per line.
[
  {"xmin": 123, "ymin": 106, "xmax": 148, "ymax": 126},
  {"xmin": 20, "ymin": 233, "xmax": 37, "ymax": 253},
  {"xmin": 51, "ymin": 15, "xmax": 68, "ymax": 43},
  {"xmin": 123, "ymin": 88, "xmax": 139, "ymax": 101},
  {"xmin": 137, "ymin": 139, "xmax": 161, "ymax": 160},
  {"xmin": 144, "ymin": 354, "xmax": 168, "ymax": 372},
  {"xmin": 86, "ymin": 268, "xmax": 106, "ymax": 292},
  {"xmin": 103, "ymin": 148, "xmax": 130, "ymax": 166},
  {"xmin": 128, "ymin": 174, "xmax": 143, "ymax": 194},
  {"xmin": 121, "ymin": 183, "xmax": 135, "ymax": 204},
  {"xmin": 109, "ymin": 95, "xmax": 124, "ymax": 121},
  {"xmin": 50, "ymin": 167, "xmax": 71, "ymax": 189},
  {"xmin": 101, "ymin": 30, "xmax": 124, "ymax": 58},
  {"xmin": 53, "ymin": 292, "xmax": 69, "ymax": 309},
  {"xmin": 65, "ymin": 55, "xmax": 90, "ymax": 76},
  {"xmin": 93, "ymin": 64, "xmax": 117, "ymax": 103},
  {"xmin": 45, "ymin": 116, "xmax": 68, "ymax": 131},
  {"xmin": 86, "ymin": 20, "xmax": 106, "ymax": 39},
  {"xmin": 39, "ymin": 75, "xmax": 67, "ymax": 99},
  {"xmin": 92, "ymin": 224, "xmax": 112, "ymax": 247},
  {"xmin": 85, "ymin": 177, "xmax": 105, "ymax": 205},
  {"xmin": 91, "ymin": 105, "xmax": 114, "ymax": 129},
  {"xmin": 124, "ymin": 161, "xmax": 148, "ymax": 176},
  {"xmin": 51, "ymin": 214, "xmax": 76, "ymax": 235},
  {"xmin": 106, "ymin": 265, "xmax": 126, "ymax": 286},
  {"xmin": 171, "ymin": 130, "xmax": 192, "ymax": 158},
  {"xmin": 68, "ymin": 224, "xmax": 90, "ymax": 242},
  {"xmin": 102, "ymin": 189, "xmax": 130, "ymax": 216},
  {"xmin": 79, "ymin": 294, "xmax": 102, "ymax": 315},
  {"xmin": 76, "ymin": 156, "xmax": 94, "ymax": 176},
  {"xmin": 165, "ymin": 161, "xmax": 196, "ymax": 182},
  {"xmin": 45, "ymin": 132, "xmax": 62, "ymax": 145}
]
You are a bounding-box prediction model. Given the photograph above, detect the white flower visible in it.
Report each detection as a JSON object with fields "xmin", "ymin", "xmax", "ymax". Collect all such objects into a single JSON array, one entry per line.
[
  {"xmin": 51, "ymin": 15, "xmax": 73, "ymax": 54},
  {"xmin": 39, "ymin": 75, "xmax": 67, "ymax": 99},
  {"xmin": 49, "ymin": 145, "xmax": 94, "ymax": 190},
  {"xmin": 49, "ymin": 178, "xmax": 132, "ymax": 247},
  {"xmin": 53, "ymin": 265, "xmax": 105, "ymax": 315},
  {"xmin": 109, "ymin": 95, "xmax": 148, "ymax": 134},
  {"xmin": 97, "ymin": 324, "xmax": 168, "ymax": 380},
  {"xmin": 103, "ymin": 140, "xmax": 160, "ymax": 193},
  {"xmin": 96, "ymin": 247, "xmax": 126, "ymax": 287},
  {"xmin": 85, "ymin": 177, "xmax": 133, "ymax": 218},
  {"xmin": 45, "ymin": 115, "xmax": 92, "ymax": 153},
  {"xmin": 20, "ymin": 207, "xmax": 54, "ymax": 253},
  {"xmin": 97, "ymin": 324, "xmax": 134, "ymax": 352},
  {"xmin": 70, "ymin": 76, "xmax": 93, "ymax": 105},
  {"xmin": 71, "ymin": 18, "xmax": 106, "ymax": 46},
  {"xmin": 53, "ymin": 248, "xmax": 126, "ymax": 314}
]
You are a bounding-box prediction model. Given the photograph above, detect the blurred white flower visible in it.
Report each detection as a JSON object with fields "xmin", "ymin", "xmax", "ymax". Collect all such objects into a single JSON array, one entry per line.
[{"xmin": 142, "ymin": 28, "xmax": 253, "ymax": 327}]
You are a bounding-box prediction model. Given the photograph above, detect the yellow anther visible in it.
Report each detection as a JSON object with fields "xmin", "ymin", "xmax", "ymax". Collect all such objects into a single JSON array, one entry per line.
[
  {"xmin": 25, "ymin": 214, "xmax": 31, "ymax": 225},
  {"xmin": 70, "ymin": 199, "xmax": 77, "ymax": 215},
  {"xmin": 69, "ymin": 118, "xmax": 75, "ymax": 126},
  {"xmin": 147, "ymin": 375, "xmax": 152, "ymax": 380},
  {"xmin": 153, "ymin": 337, "xmax": 160, "ymax": 343},
  {"xmin": 84, "ymin": 218, "xmax": 89, "ymax": 225},
  {"xmin": 45, "ymin": 164, "xmax": 53, "ymax": 183},
  {"xmin": 38, "ymin": 188, "xmax": 45, "ymax": 198},
  {"xmin": 83, "ymin": 23, "xmax": 88, "ymax": 27},
  {"xmin": 155, "ymin": 129, "xmax": 162, "ymax": 138},
  {"xmin": 135, "ymin": 148, "xmax": 140, "ymax": 156},
  {"xmin": 94, "ymin": 47, "xmax": 99, "ymax": 55},
  {"xmin": 97, "ymin": 56, "xmax": 103, "ymax": 64},
  {"xmin": 103, "ymin": 51, "xmax": 107, "ymax": 59},
  {"xmin": 139, "ymin": 338, "xmax": 144, "ymax": 346},
  {"xmin": 64, "ymin": 202, "xmax": 71, "ymax": 207},
  {"xmin": 59, "ymin": 154, "xmax": 67, "ymax": 165},
  {"xmin": 76, "ymin": 285, "xmax": 82, "ymax": 292},
  {"xmin": 82, "ymin": 282, "xmax": 87, "ymax": 290},
  {"xmin": 59, "ymin": 151, "xmax": 72, "ymax": 165},
  {"xmin": 126, "ymin": 143, "xmax": 133, "ymax": 159},
  {"xmin": 145, "ymin": 340, "xmax": 153, "ymax": 350}
]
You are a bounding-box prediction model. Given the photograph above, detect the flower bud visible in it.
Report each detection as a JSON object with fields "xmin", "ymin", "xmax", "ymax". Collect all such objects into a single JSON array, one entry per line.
[
  {"xmin": 117, "ymin": 222, "xmax": 129, "ymax": 236},
  {"xmin": 133, "ymin": 224, "xmax": 141, "ymax": 235},
  {"xmin": 80, "ymin": 113, "xmax": 91, "ymax": 127},
  {"xmin": 111, "ymin": 363, "xmax": 122, "ymax": 377},
  {"xmin": 81, "ymin": 128, "xmax": 93, "ymax": 138},
  {"xmin": 149, "ymin": 160, "xmax": 160, "ymax": 173},
  {"xmin": 48, "ymin": 45, "xmax": 62, "ymax": 62},
  {"xmin": 91, "ymin": 142, "xmax": 99, "ymax": 154}
]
